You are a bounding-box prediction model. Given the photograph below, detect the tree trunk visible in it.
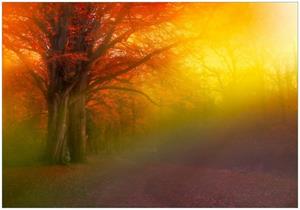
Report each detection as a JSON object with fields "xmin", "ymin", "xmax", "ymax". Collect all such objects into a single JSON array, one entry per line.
[
  {"xmin": 46, "ymin": 65, "xmax": 88, "ymax": 164},
  {"xmin": 47, "ymin": 92, "xmax": 70, "ymax": 164},
  {"xmin": 47, "ymin": 90, "xmax": 88, "ymax": 164},
  {"xmin": 68, "ymin": 72, "xmax": 88, "ymax": 162}
]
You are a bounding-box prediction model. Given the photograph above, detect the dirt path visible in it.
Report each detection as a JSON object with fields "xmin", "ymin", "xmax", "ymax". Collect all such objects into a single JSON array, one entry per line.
[{"xmin": 3, "ymin": 156, "xmax": 297, "ymax": 207}]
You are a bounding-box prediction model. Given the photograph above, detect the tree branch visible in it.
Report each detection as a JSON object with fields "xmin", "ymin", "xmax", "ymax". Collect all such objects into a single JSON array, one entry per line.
[
  {"xmin": 89, "ymin": 41, "xmax": 179, "ymax": 89},
  {"xmin": 91, "ymin": 86, "xmax": 160, "ymax": 106},
  {"xmin": 32, "ymin": 16, "xmax": 51, "ymax": 39},
  {"xmin": 106, "ymin": 28, "xmax": 134, "ymax": 50},
  {"xmin": 28, "ymin": 70, "xmax": 48, "ymax": 99},
  {"xmin": 5, "ymin": 47, "xmax": 48, "ymax": 100},
  {"xmin": 89, "ymin": 5, "xmax": 131, "ymax": 62}
]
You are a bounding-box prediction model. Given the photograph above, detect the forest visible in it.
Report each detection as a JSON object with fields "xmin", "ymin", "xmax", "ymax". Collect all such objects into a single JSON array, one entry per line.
[{"xmin": 3, "ymin": 2, "xmax": 297, "ymax": 207}]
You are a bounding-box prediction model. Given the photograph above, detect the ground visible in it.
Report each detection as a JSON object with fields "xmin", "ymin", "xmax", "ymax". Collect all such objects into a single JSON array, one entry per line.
[
  {"xmin": 3, "ymin": 120, "xmax": 297, "ymax": 207},
  {"xmin": 3, "ymin": 157, "xmax": 297, "ymax": 207}
]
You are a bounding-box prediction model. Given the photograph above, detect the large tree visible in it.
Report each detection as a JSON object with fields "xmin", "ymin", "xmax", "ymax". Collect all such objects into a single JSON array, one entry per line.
[{"xmin": 3, "ymin": 3, "xmax": 185, "ymax": 164}]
